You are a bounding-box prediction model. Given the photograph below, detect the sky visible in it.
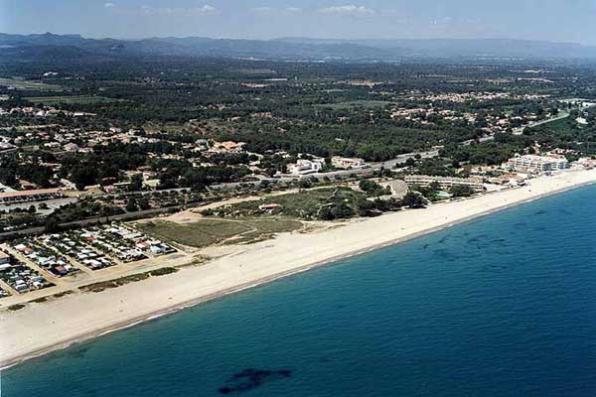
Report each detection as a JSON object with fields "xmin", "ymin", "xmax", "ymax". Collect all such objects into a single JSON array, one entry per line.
[{"xmin": 2, "ymin": 0, "xmax": 596, "ymax": 44}]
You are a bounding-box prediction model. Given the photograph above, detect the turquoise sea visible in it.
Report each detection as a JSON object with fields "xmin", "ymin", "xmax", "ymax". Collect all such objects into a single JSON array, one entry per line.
[{"xmin": 3, "ymin": 185, "xmax": 596, "ymax": 396}]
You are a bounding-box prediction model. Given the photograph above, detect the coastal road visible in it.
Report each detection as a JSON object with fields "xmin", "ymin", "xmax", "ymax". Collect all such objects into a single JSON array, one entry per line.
[{"xmin": 376, "ymin": 150, "xmax": 440, "ymax": 169}]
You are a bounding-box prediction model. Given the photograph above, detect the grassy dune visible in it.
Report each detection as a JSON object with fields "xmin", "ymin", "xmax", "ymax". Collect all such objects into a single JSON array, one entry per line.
[{"xmin": 136, "ymin": 218, "xmax": 302, "ymax": 248}]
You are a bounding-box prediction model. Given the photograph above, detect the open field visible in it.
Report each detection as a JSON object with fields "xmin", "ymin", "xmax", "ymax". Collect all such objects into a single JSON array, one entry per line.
[
  {"xmin": 136, "ymin": 218, "xmax": 303, "ymax": 248},
  {"xmin": 24, "ymin": 95, "xmax": 119, "ymax": 105},
  {"xmin": 0, "ymin": 77, "xmax": 63, "ymax": 91},
  {"xmin": 218, "ymin": 187, "xmax": 367, "ymax": 219}
]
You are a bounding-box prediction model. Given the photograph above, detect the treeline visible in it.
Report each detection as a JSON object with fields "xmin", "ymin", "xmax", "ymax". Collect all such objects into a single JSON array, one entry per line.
[{"xmin": 0, "ymin": 156, "xmax": 54, "ymax": 188}]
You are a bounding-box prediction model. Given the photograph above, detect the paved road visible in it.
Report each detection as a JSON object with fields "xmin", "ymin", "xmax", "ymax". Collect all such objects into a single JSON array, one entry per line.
[{"xmin": 376, "ymin": 150, "xmax": 440, "ymax": 169}]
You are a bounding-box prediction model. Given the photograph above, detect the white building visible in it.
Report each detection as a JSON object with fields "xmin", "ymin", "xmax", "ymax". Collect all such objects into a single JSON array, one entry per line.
[
  {"xmin": 331, "ymin": 156, "xmax": 366, "ymax": 169},
  {"xmin": 505, "ymin": 155, "xmax": 569, "ymax": 174},
  {"xmin": 404, "ymin": 175, "xmax": 484, "ymax": 192},
  {"xmin": 288, "ymin": 159, "xmax": 324, "ymax": 176}
]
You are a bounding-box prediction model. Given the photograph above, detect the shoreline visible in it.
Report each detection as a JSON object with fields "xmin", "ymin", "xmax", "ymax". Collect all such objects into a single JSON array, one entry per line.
[{"xmin": 2, "ymin": 169, "xmax": 596, "ymax": 370}]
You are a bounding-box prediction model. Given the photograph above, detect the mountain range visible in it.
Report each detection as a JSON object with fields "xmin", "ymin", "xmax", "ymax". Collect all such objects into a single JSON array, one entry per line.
[{"xmin": 2, "ymin": 33, "xmax": 596, "ymax": 62}]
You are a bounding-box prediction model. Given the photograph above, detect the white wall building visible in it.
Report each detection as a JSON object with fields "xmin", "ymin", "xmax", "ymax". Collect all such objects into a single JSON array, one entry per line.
[
  {"xmin": 331, "ymin": 156, "xmax": 366, "ymax": 169},
  {"xmin": 288, "ymin": 158, "xmax": 325, "ymax": 176},
  {"xmin": 404, "ymin": 175, "xmax": 484, "ymax": 192},
  {"xmin": 505, "ymin": 155, "xmax": 569, "ymax": 174}
]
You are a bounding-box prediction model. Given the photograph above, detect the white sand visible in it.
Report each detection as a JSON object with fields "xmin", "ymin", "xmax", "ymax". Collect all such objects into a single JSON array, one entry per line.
[{"xmin": 2, "ymin": 169, "xmax": 596, "ymax": 368}]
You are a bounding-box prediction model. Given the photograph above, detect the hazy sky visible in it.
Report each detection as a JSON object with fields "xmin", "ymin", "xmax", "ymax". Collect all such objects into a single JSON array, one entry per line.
[{"xmin": 2, "ymin": 0, "xmax": 596, "ymax": 44}]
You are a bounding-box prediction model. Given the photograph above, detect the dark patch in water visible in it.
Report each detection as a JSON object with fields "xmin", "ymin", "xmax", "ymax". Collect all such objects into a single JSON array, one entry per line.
[
  {"xmin": 437, "ymin": 234, "xmax": 451, "ymax": 244},
  {"xmin": 490, "ymin": 238, "xmax": 508, "ymax": 246},
  {"xmin": 480, "ymin": 264, "xmax": 509, "ymax": 273},
  {"xmin": 534, "ymin": 210, "xmax": 547, "ymax": 216},
  {"xmin": 432, "ymin": 249, "xmax": 460, "ymax": 262},
  {"xmin": 218, "ymin": 369, "xmax": 292, "ymax": 394},
  {"xmin": 466, "ymin": 234, "xmax": 488, "ymax": 244},
  {"xmin": 67, "ymin": 346, "xmax": 89, "ymax": 360},
  {"xmin": 422, "ymin": 244, "xmax": 430, "ymax": 250},
  {"xmin": 490, "ymin": 264, "xmax": 509, "ymax": 270},
  {"xmin": 466, "ymin": 234, "xmax": 509, "ymax": 251}
]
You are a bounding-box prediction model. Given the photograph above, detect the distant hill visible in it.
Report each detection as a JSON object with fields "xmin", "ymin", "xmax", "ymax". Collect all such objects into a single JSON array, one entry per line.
[
  {"xmin": 275, "ymin": 37, "xmax": 596, "ymax": 59},
  {"xmin": 2, "ymin": 33, "xmax": 596, "ymax": 62},
  {"xmin": 0, "ymin": 33, "xmax": 394, "ymax": 62}
]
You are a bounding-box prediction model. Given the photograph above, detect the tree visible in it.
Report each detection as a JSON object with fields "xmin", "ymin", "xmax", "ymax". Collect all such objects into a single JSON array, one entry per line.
[
  {"xmin": 99, "ymin": 205, "xmax": 113, "ymax": 221},
  {"xmin": 138, "ymin": 197, "xmax": 151, "ymax": 210},
  {"xmin": 417, "ymin": 181, "xmax": 441, "ymax": 201},
  {"xmin": 71, "ymin": 166, "xmax": 99, "ymax": 190},
  {"xmin": 450, "ymin": 185, "xmax": 475, "ymax": 198},
  {"xmin": 0, "ymin": 156, "xmax": 18, "ymax": 187},
  {"xmin": 126, "ymin": 197, "xmax": 139, "ymax": 212},
  {"xmin": 129, "ymin": 174, "xmax": 143, "ymax": 191},
  {"xmin": 44, "ymin": 217, "xmax": 61, "ymax": 233},
  {"xmin": 429, "ymin": 181, "xmax": 441, "ymax": 193},
  {"xmin": 318, "ymin": 202, "xmax": 354, "ymax": 220},
  {"xmin": 298, "ymin": 178, "xmax": 313, "ymax": 190},
  {"xmin": 358, "ymin": 179, "xmax": 387, "ymax": 196},
  {"xmin": 401, "ymin": 192, "xmax": 426, "ymax": 209}
]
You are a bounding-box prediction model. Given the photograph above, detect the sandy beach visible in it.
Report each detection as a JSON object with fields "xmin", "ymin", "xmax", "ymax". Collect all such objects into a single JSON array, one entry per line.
[{"xmin": 2, "ymin": 168, "xmax": 596, "ymax": 369}]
